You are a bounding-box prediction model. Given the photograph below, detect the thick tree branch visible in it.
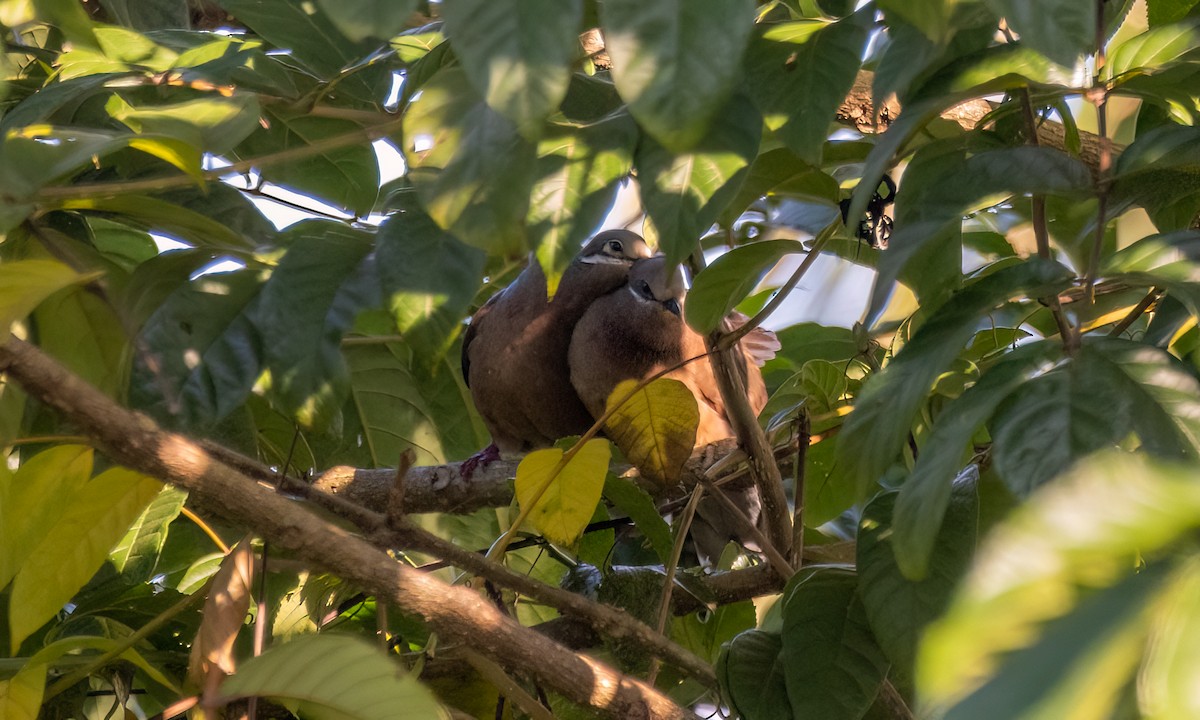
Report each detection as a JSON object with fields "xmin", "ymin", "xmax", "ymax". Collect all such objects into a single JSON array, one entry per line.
[{"xmin": 0, "ymin": 337, "xmax": 692, "ymax": 720}]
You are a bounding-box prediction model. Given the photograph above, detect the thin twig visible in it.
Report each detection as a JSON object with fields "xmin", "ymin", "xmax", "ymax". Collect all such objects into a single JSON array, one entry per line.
[
  {"xmin": 792, "ymin": 413, "xmax": 810, "ymax": 567},
  {"xmin": 647, "ymin": 486, "xmax": 705, "ymax": 686},
  {"xmin": 1085, "ymin": 0, "xmax": 1113, "ymax": 305},
  {"xmin": 1108, "ymin": 287, "xmax": 1161, "ymax": 337}
]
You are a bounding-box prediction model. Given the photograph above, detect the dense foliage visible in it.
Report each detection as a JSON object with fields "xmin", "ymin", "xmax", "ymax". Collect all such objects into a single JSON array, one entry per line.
[{"xmin": 3, "ymin": 0, "xmax": 1200, "ymax": 718}]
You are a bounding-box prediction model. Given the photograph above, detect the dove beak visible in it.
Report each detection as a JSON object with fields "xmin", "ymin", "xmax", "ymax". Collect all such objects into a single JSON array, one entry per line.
[{"xmin": 662, "ymin": 298, "xmax": 682, "ymax": 317}]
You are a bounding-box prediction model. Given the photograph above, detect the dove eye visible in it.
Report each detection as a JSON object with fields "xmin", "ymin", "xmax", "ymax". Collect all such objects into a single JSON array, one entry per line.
[
  {"xmin": 607, "ymin": 240, "xmax": 623, "ymax": 254},
  {"xmin": 638, "ymin": 280, "xmax": 652, "ymax": 297}
]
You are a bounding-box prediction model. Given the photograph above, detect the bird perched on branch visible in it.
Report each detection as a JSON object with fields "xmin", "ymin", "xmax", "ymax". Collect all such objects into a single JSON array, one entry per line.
[
  {"xmin": 461, "ymin": 230, "xmax": 652, "ymax": 467},
  {"xmin": 568, "ymin": 256, "xmax": 779, "ymax": 562}
]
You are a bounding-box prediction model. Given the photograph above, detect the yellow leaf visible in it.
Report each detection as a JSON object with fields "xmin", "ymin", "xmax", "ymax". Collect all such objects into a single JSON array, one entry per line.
[
  {"xmin": 604, "ymin": 378, "xmax": 699, "ymax": 486},
  {"xmin": 514, "ymin": 439, "xmax": 610, "ymax": 546}
]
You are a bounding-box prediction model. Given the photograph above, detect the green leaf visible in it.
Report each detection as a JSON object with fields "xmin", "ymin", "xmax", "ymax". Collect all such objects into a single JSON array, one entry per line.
[
  {"xmin": 718, "ymin": 630, "xmax": 791, "ymax": 720},
  {"xmin": 858, "ymin": 473, "xmax": 979, "ymax": 677},
  {"xmin": 515, "ymin": 438, "xmax": 611, "ymax": 545},
  {"xmin": 0, "ymin": 445, "xmax": 93, "ymax": 590},
  {"xmin": 719, "ymin": 147, "xmax": 839, "ymax": 226},
  {"xmin": 32, "ymin": 0, "xmax": 99, "ymax": 49},
  {"xmin": 9, "ymin": 467, "xmax": 161, "ymax": 650},
  {"xmin": 56, "ymin": 195, "xmax": 255, "ymax": 250},
  {"xmin": 55, "ymin": 26, "xmax": 177, "ymax": 79},
  {"xmin": 918, "ymin": 452, "xmax": 1200, "ymax": 711},
  {"xmin": 236, "ymin": 111, "xmax": 380, "ymax": 216},
  {"xmin": 780, "ymin": 566, "xmax": 889, "ymax": 719},
  {"xmin": 674, "ymin": 600, "xmax": 756, "ymax": 665},
  {"xmin": 1141, "ymin": 558, "xmax": 1200, "ymax": 720},
  {"xmin": 109, "ymin": 485, "xmax": 188, "ymax": 581},
  {"xmin": 984, "ymin": 0, "xmax": 1095, "ymax": 66},
  {"xmin": 635, "ymin": 97, "xmax": 761, "ymax": 266},
  {"xmin": 404, "ymin": 67, "xmax": 537, "ymax": 255},
  {"xmin": 893, "ymin": 340, "xmax": 1062, "ymax": 579},
  {"xmin": 443, "ymin": 0, "xmax": 582, "ymax": 139},
  {"xmin": 602, "ymin": 0, "xmax": 755, "ymax": 152},
  {"xmin": 1107, "ymin": 19, "xmax": 1200, "ymax": 79},
  {"xmin": 0, "ymin": 660, "xmax": 46, "ymax": 720},
  {"xmin": 1109, "ymin": 125, "xmax": 1200, "ymax": 224},
  {"xmin": 0, "ymin": 259, "xmax": 91, "ymax": 332},
  {"xmin": 221, "ymin": 634, "xmax": 448, "ymax": 719},
  {"xmin": 254, "ymin": 221, "xmax": 376, "ymax": 431},
  {"xmin": 686, "ymin": 239, "xmax": 805, "ymax": 335},
  {"xmin": 602, "ymin": 475, "xmax": 674, "ymax": 564},
  {"xmin": 528, "ymin": 113, "xmax": 637, "ymax": 282},
  {"xmin": 316, "ymin": 0, "xmax": 417, "ymax": 41},
  {"xmin": 744, "ymin": 13, "xmax": 868, "ymax": 164},
  {"xmin": 96, "ymin": 0, "xmax": 189, "ymax": 30},
  {"xmin": 838, "ymin": 259, "xmax": 1073, "ymax": 502},
  {"xmin": 1147, "ymin": 0, "xmax": 1200, "ymax": 26},
  {"xmin": 106, "ymin": 93, "xmax": 262, "ymax": 155},
  {"xmin": 33, "ymin": 285, "xmax": 128, "ymax": 398},
  {"xmin": 877, "ymin": 0, "xmax": 958, "ymax": 42},
  {"xmin": 376, "ymin": 209, "xmax": 486, "ymax": 363},
  {"xmin": 603, "ymin": 378, "xmax": 699, "ymax": 486}
]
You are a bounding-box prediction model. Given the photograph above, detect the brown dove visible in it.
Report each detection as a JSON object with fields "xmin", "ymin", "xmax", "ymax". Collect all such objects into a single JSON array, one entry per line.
[
  {"xmin": 567, "ymin": 256, "xmax": 779, "ymax": 562},
  {"xmin": 461, "ymin": 230, "xmax": 652, "ymax": 465}
]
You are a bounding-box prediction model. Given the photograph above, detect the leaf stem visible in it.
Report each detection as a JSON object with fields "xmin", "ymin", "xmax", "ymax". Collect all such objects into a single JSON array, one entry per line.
[
  {"xmin": 646, "ymin": 485, "xmax": 704, "ymax": 686},
  {"xmin": 792, "ymin": 413, "xmax": 810, "ymax": 567}
]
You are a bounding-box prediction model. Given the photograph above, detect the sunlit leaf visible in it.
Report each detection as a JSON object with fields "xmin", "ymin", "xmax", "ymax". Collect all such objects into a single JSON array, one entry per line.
[
  {"xmin": 687, "ymin": 239, "xmax": 805, "ymax": 335},
  {"xmin": 220, "ymin": 634, "xmax": 448, "ymax": 719},
  {"xmin": 109, "ymin": 485, "xmax": 188, "ymax": 581},
  {"xmin": 515, "ymin": 438, "xmax": 610, "ymax": 545},
  {"xmin": 602, "ymin": 0, "xmax": 755, "ymax": 152},
  {"xmin": 603, "ymin": 378, "xmax": 699, "ymax": 486},
  {"xmin": 0, "ymin": 259, "xmax": 92, "ymax": 333},
  {"xmin": 106, "ymin": 93, "xmax": 262, "ymax": 155},
  {"xmin": 9, "ymin": 466, "xmax": 161, "ymax": 650},
  {"xmin": 1107, "ymin": 18, "xmax": 1200, "ymax": 79},
  {"xmin": 1141, "ymin": 557, "xmax": 1200, "ymax": 720}
]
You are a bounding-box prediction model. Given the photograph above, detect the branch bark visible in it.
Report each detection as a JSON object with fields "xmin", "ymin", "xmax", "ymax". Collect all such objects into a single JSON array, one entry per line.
[{"xmin": 0, "ymin": 337, "xmax": 692, "ymax": 720}]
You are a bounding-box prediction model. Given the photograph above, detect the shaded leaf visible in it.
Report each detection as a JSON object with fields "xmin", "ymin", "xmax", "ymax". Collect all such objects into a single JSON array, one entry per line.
[
  {"xmin": 220, "ymin": 634, "xmax": 448, "ymax": 719},
  {"xmin": 718, "ymin": 630, "xmax": 791, "ymax": 720},
  {"xmin": 443, "ymin": 0, "xmax": 582, "ymax": 139},
  {"xmin": 602, "ymin": 475, "xmax": 674, "ymax": 564},
  {"xmin": 96, "ymin": 0, "xmax": 189, "ymax": 30},
  {"xmin": 602, "ymin": 0, "xmax": 755, "ymax": 152},
  {"xmin": 984, "ymin": 0, "xmax": 1095, "ymax": 66},
  {"xmin": 316, "ymin": 0, "xmax": 417, "ymax": 41},
  {"xmin": 687, "ymin": 239, "xmax": 805, "ymax": 335},
  {"xmin": 515, "ymin": 438, "xmax": 611, "ymax": 545},
  {"xmin": 0, "ymin": 259, "xmax": 91, "ymax": 332},
  {"xmin": 603, "ymin": 378, "xmax": 699, "ymax": 486}
]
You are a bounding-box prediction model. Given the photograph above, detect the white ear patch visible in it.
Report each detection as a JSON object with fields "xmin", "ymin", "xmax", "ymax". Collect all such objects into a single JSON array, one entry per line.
[{"xmin": 579, "ymin": 254, "xmax": 628, "ymax": 265}]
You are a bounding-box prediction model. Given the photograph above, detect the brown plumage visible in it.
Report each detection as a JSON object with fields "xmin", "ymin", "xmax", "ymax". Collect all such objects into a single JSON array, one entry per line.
[
  {"xmin": 568, "ymin": 255, "xmax": 779, "ymax": 562},
  {"xmin": 461, "ymin": 230, "xmax": 652, "ymax": 455}
]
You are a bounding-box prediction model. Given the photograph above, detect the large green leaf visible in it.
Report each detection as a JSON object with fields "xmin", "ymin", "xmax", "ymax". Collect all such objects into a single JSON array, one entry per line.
[
  {"xmin": 0, "ymin": 445, "xmax": 93, "ymax": 591},
  {"xmin": 635, "ymin": 97, "xmax": 761, "ymax": 265},
  {"xmin": 877, "ymin": 0, "xmax": 959, "ymax": 42},
  {"xmin": 743, "ymin": 13, "xmax": 869, "ymax": 164},
  {"xmin": 9, "ymin": 467, "xmax": 161, "ymax": 650},
  {"xmin": 602, "ymin": 0, "xmax": 755, "ymax": 152},
  {"xmin": 316, "ymin": 0, "xmax": 417, "ymax": 41},
  {"xmin": 1109, "ymin": 124, "xmax": 1200, "ymax": 225},
  {"xmin": 602, "ymin": 475, "xmax": 674, "ymax": 565},
  {"xmin": 892, "ymin": 340, "xmax": 1063, "ymax": 579},
  {"xmin": 54, "ymin": 26, "xmax": 177, "ymax": 79},
  {"xmin": 96, "ymin": 0, "xmax": 189, "ymax": 30},
  {"xmin": 0, "ymin": 259, "xmax": 91, "ymax": 333},
  {"xmin": 984, "ymin": 0, "xmax": 1095, "ymax": 66},
  {"xmin": 32, "ymin": 0, "xmax": 99, "ymax": 49},
  {"xmin": 443, "ymin": 0, "xmax": 582, "ymax": 139},
  {"xmin": 686, "ymin": 239, "xmax": 806, "ymax": 335},
  {"xmin": 718, "ymin": 630, "xmax": 792, "ymax": 720},
  {"xmin": 528, "ymin": 112, "xmax": 637, "ymax": 281},
  {"xmin": 404, "ymin": 67, "xmax": 537, "ymax": 256},
  {"xmin": 1141, "ymin": 558, "xmax": 1200, "ymax": 720},
  {"xmin": 109, "ymin": 485, "xmax": 188, "ymax": 582},
  {"xmin": 33, "ymin": 284, "xmax": 129, "ymax": 399},
  {"xmin": 220, "ymin": 634, "xmax": 448, "ymax": 719},
  {"xmin": 918, "ymin": 452, "xmax": 1200, "ymax": 713},
  {"xmin": 780, "ymin": 567, "xmax": 890, "ymax": 719},
  {"xmin": 254, "ymin": 221, "xmax": 376, "ymax": 431},
  {"xmin": 105, "ymin": 93, "xmax": 261, "ymax": 155},
  {"xmin": 837, "ymin": 259, "xmax": 1073, "ymax": 503},
  {"xmin": 236, "ymin": 111, "xmax": 380, "ymax": 216},
  {"xmin": 858, "ymin": 474, "xmax": 979, "ymax": 678},
  {"xmin": 55, "ymin": 195, "xmax": 255, "ymax": 250},
  {"xmin": 718, "ymin": 147, "xmax": 839, "ymax": 227},
  {"xmin": 1107, "ymin": 18, "xmax": 1200, "ymax": 79},
  {"xmin": 375, "ymin": 209, "xmax": 485, "ymax": 363}
]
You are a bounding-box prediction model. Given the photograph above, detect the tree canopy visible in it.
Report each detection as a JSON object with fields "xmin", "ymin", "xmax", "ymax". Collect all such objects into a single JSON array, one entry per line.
[{"xmin": 3, "ymin": 0, "xmax": 1200, "ymax": 719}]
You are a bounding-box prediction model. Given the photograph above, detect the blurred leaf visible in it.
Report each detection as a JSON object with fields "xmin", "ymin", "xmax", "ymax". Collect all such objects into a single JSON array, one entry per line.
[
  {"xmin": 780, "ymin": 566, "xmax": 889, "ymax": 719},
  {"xmin": 0, "ymin": 258, "xmax": 91, "ymax": 331},
  {"xmin": 9, "ymin": 466, "xmax": 161, "ymax": 650},
  {"xmin": 96, "ymin": 0, "xmax": 189, "ymax": 30},
  {"xmin": 877, "ymin": 0, "xmax": 957, "ymax": 42},
  {"xmin": 0, "ymin": 445, "xmax": 93, "ymax": 590},
  {"xmin": 602, "ymin": 0, "xmax": 755, "ymax": 152},
  {"xmin": 254, "ymin": 221, "xmax": 376, "ymax": 430},
  {"xmin": 32, "ymin": 0, "xmax": 99, "ymax": 49},
  {"xmin": 1141, "ymin": 557, "xmax": 1200, "ymax": 720},
  {"xmin": 893, "ymin": 340, "xmax": 1062, "ymax": 579},
  {"xmin": 838, "ymin": 259, "xmax": 1073, "ymax": 504},
  {"xmin": 744, "ymin": 13, "xmax": 869, "ymax": 163},
  {"xmin": 1107, "ymin": 19, "xmax": 1200, "ymax": 79},
  {"xmin": 602, "ymin": 475, "xmax": 674, "ymax": 564},
  {"xmin": 443, "ymin": 0, "xmax": 582, "ymax": 139},
  {"xmin": 109, "ymin": 485, "xmax": 188, "ymax": 581},
  {"xmin": 376, "ymin": 209, "xmax": 485, "ymax": 363},
  {"xmin": 404, "ymin": 67, "xmax": 536, "ymax": 255},
  {"xmin": 636, "ymin": 97, "xmax": 761, "ymax": 266},
  {"xmin": 919, "ymin": 452, "xmax": 1200, "ymax": 712},
  {"xmin": 674, "ymin": 600, "xmax": 756, "ymax": 665},
  {"xmin": 55, "ymin": 26, "xmax": 177, "ymax": 79},
  {"xmin": 515, "ymin": 438, "xmax": 611, "ymax": 545},
  {"xmin": 984, "ymin": 0, "xmax": 1094, "ymax": 67},
  {"xmin": 529, "ymin": 113, "xmax": 637, "ymax": 283},
  {"xmin": 718, "ymin": 630, "xmax": 791, "ymax": 720},
  {"xmin": 316, "ymin": 0, "xmax": 417, "ymax": 41},
  {"xmin": 858, "ymin": 471, "xmax": 979, "ymax": 677},
  {"xmin": 687, "ymin": 239, "xmax": 805, "ymax": 335},
  {"xmin": 221, "ymin": 634, "xmax": 448, "ymax": 719},
  {"xmin": 603, "ymin": 378, "xmax": 699, "ymax": 486}
]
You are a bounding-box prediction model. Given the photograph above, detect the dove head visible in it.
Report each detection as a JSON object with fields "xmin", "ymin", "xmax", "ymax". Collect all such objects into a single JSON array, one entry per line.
[
  {"xmin": 627, "ymin": 256, "xmax": 686, "ymax": 317},
  {"xmin": 577, "ymin": 229, "xmax": 652, "ymax": 266}
]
